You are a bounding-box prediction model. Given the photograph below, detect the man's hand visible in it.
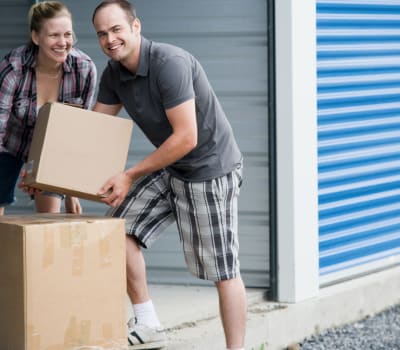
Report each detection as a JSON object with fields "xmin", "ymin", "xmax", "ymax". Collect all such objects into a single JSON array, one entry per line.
[
  {"xmin": 65, "ymin": 196, "xmax": 82, "ymax": 214},
  {"xmin": 98, "ymin": 171, "xmax": 133, "ymax": 207}
]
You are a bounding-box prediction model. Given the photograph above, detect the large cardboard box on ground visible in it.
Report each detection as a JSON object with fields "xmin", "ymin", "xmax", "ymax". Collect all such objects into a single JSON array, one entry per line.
[
  {"xmin": 25, "ymin": 102, "xmax": 133, "ymax": 202},
  {"xmin": 0, "ymin": 215, "xmax": 127, "ymax": 350}
]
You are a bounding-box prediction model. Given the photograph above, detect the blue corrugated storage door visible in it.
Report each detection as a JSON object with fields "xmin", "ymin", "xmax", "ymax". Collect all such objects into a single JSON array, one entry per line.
[{"xmin": 317, "ymin": 0, "xmax": 400, "ymax": 285}]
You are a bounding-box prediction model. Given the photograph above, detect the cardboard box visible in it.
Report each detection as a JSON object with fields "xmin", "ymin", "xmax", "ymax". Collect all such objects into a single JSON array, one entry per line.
[
  {"xmin": 25, "ymin": 102, "xmax": 133, "ymax": 202},
  {"xmin": 0, "ymin": 215, "xmax": 127, "ymax": 350}
]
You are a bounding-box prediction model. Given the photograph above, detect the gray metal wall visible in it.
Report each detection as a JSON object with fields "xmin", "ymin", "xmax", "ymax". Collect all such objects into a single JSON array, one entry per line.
[
  {"xmin": 317, "ymin": 0, "xmax": 400, "ymax": 285},
  {"xmin": 0, "ymin": 1, "xmax": 31, "ymax": 58},
  {"xmin": 2, "ymin": 0, "xmax": 271, "ymax": 288}
]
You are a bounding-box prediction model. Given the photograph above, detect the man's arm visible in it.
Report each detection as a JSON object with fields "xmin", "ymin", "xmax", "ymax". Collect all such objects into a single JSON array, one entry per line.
[
  {"xmin": 93, "ymin": 101, "xmax": 123, "ymax": 116},
  {"xmin": 99, "ymin": 98, "xmax": 197, "ymax": 207},
  {"xmin": 125, "ymin": 98, "xmax": 197, "ymax": 180}
]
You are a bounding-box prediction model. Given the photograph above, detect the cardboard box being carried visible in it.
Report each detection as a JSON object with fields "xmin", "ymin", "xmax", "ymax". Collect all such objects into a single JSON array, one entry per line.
[
  {"xmin": 25, "ymin": 102, "xmax": 133, "ymax": 202},
  {"xmin": 0, "ymin": 214, "xmax": 127, "ymax": 350}
]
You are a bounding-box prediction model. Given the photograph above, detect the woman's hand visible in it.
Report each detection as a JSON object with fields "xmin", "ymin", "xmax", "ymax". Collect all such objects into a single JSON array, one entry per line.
[
  {"xmin": 65, "ymin": 195, "xmax": 82, "ymax": 214},
  {"xmin": 17, "ymin": 168, "xmax": 42, "ymax": 196}
]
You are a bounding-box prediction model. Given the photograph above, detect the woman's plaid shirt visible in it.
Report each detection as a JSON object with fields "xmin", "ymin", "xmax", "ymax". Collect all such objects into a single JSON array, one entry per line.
[{"xmin": 0, "ymin": 45, "xmax": 97, "ymax": 161}]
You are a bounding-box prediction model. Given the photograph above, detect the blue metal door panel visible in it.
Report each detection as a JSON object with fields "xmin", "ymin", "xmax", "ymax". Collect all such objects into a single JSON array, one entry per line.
[{"xmin": 317, "ymin": 0, "xmax": 400, "ymax": 282}]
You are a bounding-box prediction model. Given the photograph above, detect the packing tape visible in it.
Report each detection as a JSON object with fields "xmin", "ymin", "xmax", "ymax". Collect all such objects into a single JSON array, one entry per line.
[
  {"xmin": 64, "ymin": 317, "xmax": 92, "ymax": 347},
  {"xmin": 102, "ymin": 322, "xmax": 113, "ymax": 339},
  {"xmin": 64, "ymin": 320, "xmax": 128, "ymax": 350},
  {"xmin": 42, "ymin": 226, "xmax": 55, "ymax": 268},
  {"xmin": 99, "ymin": 324, "xmax": 128, "ymax": 349},
  {"xmin": 30, "ymin": 323, "xmax": 127, "ymax": 350},
  {"xmin": 79, "ymin": 320, "xmax": 92, "ymax": 344},
  {"xmin": 27, "ymin": 325, "xmax": 41, "ymax": 350},
  {"xmin": 99, "ymin": 222, "xmax": 126, "ymax": 269},
  {"xmin": 41, "ymin": 221, "xmax": 89, "ymax": 274},
  {"xmin": 99, "ymin": 228, "xmax": 112, "ymax": 268},
  {"xmin": 60, "ymin": 224, "xmax": 71, "ymax": 249},
  {"xmin": 64, "ymin": 316, "xmax": 78, "ymax": 346},
  {"xmin": 70, "ymin": 223, "xmax": 87, "ymax": 276},
  {"xmin": 72, "ymin": 244, "xmax": 84, "ymax": 276}
]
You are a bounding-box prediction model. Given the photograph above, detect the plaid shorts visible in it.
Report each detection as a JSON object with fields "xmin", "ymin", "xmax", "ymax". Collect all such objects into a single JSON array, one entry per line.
[{"xmin": 107, "ymin": 163, "xmax": 243, "ymax": 281}]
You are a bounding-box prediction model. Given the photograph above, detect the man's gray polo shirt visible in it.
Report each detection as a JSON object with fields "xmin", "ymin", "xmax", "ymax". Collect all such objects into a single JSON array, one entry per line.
[{"xmin": 98, "ymin": 36, "xmax": 242, "ymax": 181}]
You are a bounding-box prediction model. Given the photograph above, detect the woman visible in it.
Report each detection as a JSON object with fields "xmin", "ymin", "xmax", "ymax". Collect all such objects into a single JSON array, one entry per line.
[{"xmin": 0, "ymin": 1, "xmax": 97, "ymax": 215}]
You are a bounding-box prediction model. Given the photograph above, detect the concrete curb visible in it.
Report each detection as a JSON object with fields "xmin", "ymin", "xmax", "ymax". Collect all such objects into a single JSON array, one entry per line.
[{"xmin": 144, "ymin": 265, "xmax": 400, "ymax": 349}]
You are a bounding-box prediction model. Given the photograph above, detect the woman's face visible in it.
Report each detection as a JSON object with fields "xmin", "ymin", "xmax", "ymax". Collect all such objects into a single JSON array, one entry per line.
[{"xmin": 32, "ymin": 15, "xmax": 73, "ymax": 64}]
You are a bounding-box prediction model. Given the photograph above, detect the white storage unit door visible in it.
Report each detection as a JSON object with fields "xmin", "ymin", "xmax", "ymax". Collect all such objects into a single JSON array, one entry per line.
[{"xmin": 317, "ymin": 0, "xmax": 400, "ymax": 285}]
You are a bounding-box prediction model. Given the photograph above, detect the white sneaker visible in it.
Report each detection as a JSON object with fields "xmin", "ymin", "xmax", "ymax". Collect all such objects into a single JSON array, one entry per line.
[{"xmin": 127, "ymin": 318, "xmax": 167, "ymax": 349}]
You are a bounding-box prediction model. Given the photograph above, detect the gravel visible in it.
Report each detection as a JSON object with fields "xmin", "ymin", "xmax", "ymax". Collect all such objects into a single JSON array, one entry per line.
[{"xmin": 298, "ymin": 303, "xmax": 400, "ymax": 350}]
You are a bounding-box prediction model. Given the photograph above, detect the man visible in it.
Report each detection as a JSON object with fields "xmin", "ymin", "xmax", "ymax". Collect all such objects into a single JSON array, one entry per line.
[{"xmin": 92, "ymin": 1, "xmax": 246, "ymax": 349}]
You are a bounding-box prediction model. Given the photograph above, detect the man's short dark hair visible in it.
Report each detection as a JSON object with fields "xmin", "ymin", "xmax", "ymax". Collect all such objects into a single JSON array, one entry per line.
[{"xmin": 92, "ymin": 0, "xmax": 136, "ymax": 24}]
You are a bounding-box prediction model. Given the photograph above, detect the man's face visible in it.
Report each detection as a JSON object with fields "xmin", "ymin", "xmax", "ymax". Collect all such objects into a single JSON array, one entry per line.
[{"xmin": 93, "ymin": 4, "xmax": 140, "ymax": 65}]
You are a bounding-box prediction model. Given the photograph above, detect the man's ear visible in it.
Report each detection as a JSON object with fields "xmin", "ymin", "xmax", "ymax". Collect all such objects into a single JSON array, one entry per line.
[{"xmin": 132, "ymin": 18, "xmax": 141, "ymax": 34}]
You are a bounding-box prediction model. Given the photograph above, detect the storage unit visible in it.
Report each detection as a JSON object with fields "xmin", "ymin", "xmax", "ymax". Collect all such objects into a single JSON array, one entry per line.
[
  {"xmin": 4, "ymin": 0, "xmax": 272, "ymax": 289},
  {"xmin": 0, "ymin": 215, "xmax": 127, "ymax": 350},
  {"xmin": 317, "ymin": 0, "xmax": 400, "ymax": 285}
]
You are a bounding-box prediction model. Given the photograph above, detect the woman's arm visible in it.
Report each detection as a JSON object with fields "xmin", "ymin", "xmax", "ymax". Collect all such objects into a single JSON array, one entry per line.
[
  {"xmin": 65, "ymin": 195, "xmax": 82, "ymax": 214},
  {"xmin": 0, "ymin": 58, "xmax": 18, "ymax": 148},
  {"xmin": 82, "ymin": 59, "xmax": 98, "ymax": 109}
]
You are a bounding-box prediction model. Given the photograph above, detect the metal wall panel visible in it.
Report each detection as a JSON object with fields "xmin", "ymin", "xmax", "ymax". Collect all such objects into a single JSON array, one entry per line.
[
  {"xmin": 317, "ymin": 0, "xmax": 400, "ymax": 284},
  {"xmin": 0, "ymin": 1, "xmax": 33, "ymax": 209},
  {"xmin": 5, "ymin": 0, "xmax": 270, "ymax": 288},
  {"xmin": 0, "ymin": 1, "xmax": 31, "ymax": 58}
]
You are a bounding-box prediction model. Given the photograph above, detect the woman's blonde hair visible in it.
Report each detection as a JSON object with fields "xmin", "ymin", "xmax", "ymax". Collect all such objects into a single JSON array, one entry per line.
[{"xmin": 28, "ymin": 1, "xmax": 75, "ymax": 47}]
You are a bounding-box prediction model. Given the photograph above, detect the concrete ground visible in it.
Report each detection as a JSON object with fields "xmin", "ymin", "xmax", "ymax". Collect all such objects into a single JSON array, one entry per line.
[{"xmin": 132, "ymin": 265, "xmax": 400, "ymax": 350}]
